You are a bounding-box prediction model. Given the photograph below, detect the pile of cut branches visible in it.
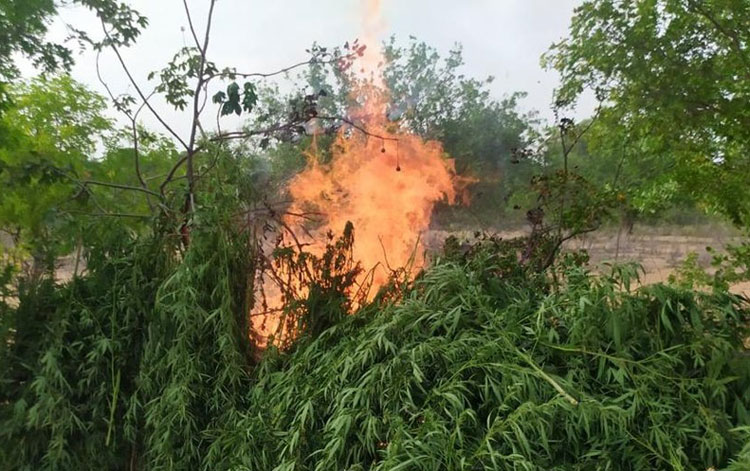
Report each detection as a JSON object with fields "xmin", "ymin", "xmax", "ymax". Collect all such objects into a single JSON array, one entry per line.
[
  {"xmin": 227, "ymin": 243, "xmax": 750, "ymax": 471},
  {"xmin": 2, "ymin": 224, "xmax": 749, "ymax": 470}
]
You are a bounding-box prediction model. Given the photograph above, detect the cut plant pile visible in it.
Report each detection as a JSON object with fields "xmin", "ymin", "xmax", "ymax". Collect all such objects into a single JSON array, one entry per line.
[
  {"xmin": 1, "ymin": 223, "xmax": 749, "ymax": 470},
  {"xmin": 234, "ymin": 244, "xmax": 750, "ymax": 471}
]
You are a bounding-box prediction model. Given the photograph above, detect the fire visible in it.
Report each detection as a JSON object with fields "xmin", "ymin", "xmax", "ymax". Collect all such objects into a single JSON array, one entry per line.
[
  {"xmin": 361, "ymin": 0, "xmax": 386, "ymax": 79},
  {"xmin": 250, "ymin": 0, "xmax": 471, "ymax": 347}
]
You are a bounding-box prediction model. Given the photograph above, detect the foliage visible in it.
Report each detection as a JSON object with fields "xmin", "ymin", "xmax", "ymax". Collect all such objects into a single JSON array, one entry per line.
[
  {"xmin": 0, "ymin": 74, "xmax": 186, "ymax": 274},
  {"xmin": 2, "ymin": 210, "xmax": 749, "ymax": 470},
  {"xmin": 136, "ymin": 208, "xmax": 253, "ymax": 471},
  {"xmin": 0, "ymin": 75, "xmax": 112, "ymax": 269},
  {"xmin": 255, "ymin": 221, "xmax": 365, "ymax": 346},
  {"xmin": 0, "ymin": 204, "xmax": 255, "ymax": 470},
  {"xmin": 0, "ymin": 0, "xmax": 146, "ymax": 117},
  {"xmin": 220, "ymin": 243, "xmax": 750, "ymax": 471},
  {"xmin": 497, "ymin": 115, "xmax": 621, "ymax": 272},
  {"xmin": 538, "ymin": 118, "xmax": 693, "ymax": 231},
  {"xmin": 670, "ymin": 241, "xmax": 750, "ymax": 294},
  {"xmin": 545, "ymin": 0, "xmax": 750, "ymax": 227},
  {"xmin": 0, "ymin": 0, "xmax": 65, "ymax": 80},
  {"xmin": 0, "ymin": 225, "xmax": 170, "ymax": 469}
]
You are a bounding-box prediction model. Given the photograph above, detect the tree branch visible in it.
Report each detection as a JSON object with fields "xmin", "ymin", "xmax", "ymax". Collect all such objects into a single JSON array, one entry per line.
[
  {"xmin": 81, "ymin": 179, "xmax": 163, "ymax": 198},
  {"xmin": 159, "ymin": 154, "xmax": 189, "ymax": 194},
  {"xmin": 64, "ymin": 209, "xmax": 152, "ymax": 219},
  {"xmin": 316, "ymin": 115, "xmax": 399, "ymax": 142},
  {"xmin": 131, "ymin": 91, "xmax": 155, "ymax": 191},
  {"xmin": 101, "ymin": 22, "xmax": 189, "ymax": 150},
  {"xmin": 181, "ymin": 0, "xmax": 203, "ymax": 52},
  {"xmin": 204, "ymin": 53, "xmax": 357, "ymax": 85},
  {"xmin": 184, "ymin": 0, "xmax": 217, "ymax": 210}
]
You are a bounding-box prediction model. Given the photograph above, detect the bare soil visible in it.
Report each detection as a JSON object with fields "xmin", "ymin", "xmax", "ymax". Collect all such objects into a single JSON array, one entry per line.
[{"xmin": 427, "ymin": 225, "xmax": 750, "ymax": 296}]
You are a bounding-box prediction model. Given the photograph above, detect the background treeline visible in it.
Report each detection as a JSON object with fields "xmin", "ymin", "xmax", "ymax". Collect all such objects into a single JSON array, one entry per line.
[{"xmin": 3, "ymin": 35, "xmax": 737, "ymax": 273}]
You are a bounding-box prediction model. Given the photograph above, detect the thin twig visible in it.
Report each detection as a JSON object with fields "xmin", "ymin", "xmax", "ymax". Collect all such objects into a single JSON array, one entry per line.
[
  {"xmin": 181, "ymin": 0, "xmax": 203, "ymax": 52},
  {"xmin": 95, "ymin": 50, "xmax": 125, "ymax": 115},
  {"xmin": 102, "ymin": 22, "xmax": 189, "ymax": 150},
  {"xmin": 204, "ymin": 53, "xmax": 357, "ymax": 85},
  {"xmin": 82, "ymin": 179, "xmax": 163, "ymax": 198},
  {"xmin": 64, "ymin": 209, "xmax": 153, "ymax": 219}
]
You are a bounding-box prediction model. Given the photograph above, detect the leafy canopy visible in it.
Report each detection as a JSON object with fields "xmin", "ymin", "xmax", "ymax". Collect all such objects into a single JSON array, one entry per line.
[
  {"xmin": 0, "ymin": 0, "xmax": 146, "ymax": 81},
  {"xmin": 545, "ymin": 0, "xmax": 750, "ymax": 226}
]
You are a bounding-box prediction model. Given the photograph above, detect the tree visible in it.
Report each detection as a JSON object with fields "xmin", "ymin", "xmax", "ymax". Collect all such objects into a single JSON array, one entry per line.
[
  {"xmin": 544, "ymin": 0, "xmax": 750, "ymax": 226},
  {"xmin": 0, "ymin": 75, "xmax": 112, "ymax": 274},
  {"xmin": 0, "ymin": 0, "xmax": 146, "ymax": 80}
]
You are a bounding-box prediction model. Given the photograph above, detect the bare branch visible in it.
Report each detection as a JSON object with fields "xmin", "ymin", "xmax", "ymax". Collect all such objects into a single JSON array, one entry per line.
[
  {"xmin": 316, "ymin": 115, "xmax": 399, "ymax": 142},
  {"xmin": 160, "ymin": 154, "xmax": 189, "ymax": 194},
  {"xmin": 64, "ymin": 209, "xmax": 153, "ymax": 219},
  {"xmin": 184, "ymin": 0, "xmax": 217, "ymax": 209},
  {"xmin": 81, "ymin": 179, "xmax": 163, "ymax": 198},
  {"xmin": 131, "ymin": 90, "xmax": 156, "ymax": 191},
  {"xmin": 200, "ymin": 114, "xmax": 401, "ymax": 151},
  {"xmin": 204, "ymin": 122, "xmax": 298, "ymax": 145},
  {"xmin": 565, "ymin": 103, "xmax": 602, "ymax": 152},
  {"xmin": 101, "ymin": 22, "xmax": 189, "ymax": 150},
  {"xmin": 181, "ymin": 0, "xmax": 203, "ymax": 52},
  {"xmin": 205, "ymin": 53, "xmax": 357, "ymax": 85},
  {"xmin": 95, "ymin": 51, "xmax": 127, "ymax": 117}
]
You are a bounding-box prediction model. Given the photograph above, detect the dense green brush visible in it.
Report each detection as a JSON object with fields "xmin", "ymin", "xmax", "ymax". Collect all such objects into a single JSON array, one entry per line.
[
  {"xmin": 223, "ymin": 250, "xmax": 750, "ymax": 471},
  {"xmin": 1, "ymin": 220, "xmax": 749, "ymax": 470},
  {"xmin": 0, "ymin": 209, "xmax": 255, "ymax": 470},
  {"xmin": 0, "ymin": 221, "xmax": 172, "ymax": 469}
]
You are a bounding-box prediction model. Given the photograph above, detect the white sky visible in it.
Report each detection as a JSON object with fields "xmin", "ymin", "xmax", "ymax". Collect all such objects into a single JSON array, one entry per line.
[{"xmin": 41, "ymin": 0, "xmax": 593, "ymax": 138}]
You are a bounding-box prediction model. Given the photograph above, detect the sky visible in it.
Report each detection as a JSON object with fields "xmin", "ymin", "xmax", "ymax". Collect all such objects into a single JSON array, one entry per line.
[{"xmin": 42, "ymin": 0, "xmax": 593, "ymax": 138}]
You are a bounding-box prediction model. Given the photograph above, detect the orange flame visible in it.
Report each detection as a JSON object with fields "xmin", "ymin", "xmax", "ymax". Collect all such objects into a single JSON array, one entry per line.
[{"xmin": 250, "ymin": 0, "xmax": 471, "ymax": 347}]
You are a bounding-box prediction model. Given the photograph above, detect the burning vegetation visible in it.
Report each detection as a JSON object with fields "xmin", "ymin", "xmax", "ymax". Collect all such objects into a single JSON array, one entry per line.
[{"xmin": 251, "ymin": 17, "xmax": 472, "ymax": 347}]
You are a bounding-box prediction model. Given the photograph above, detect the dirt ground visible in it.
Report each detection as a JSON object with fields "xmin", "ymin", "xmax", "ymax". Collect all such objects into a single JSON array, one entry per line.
[
  {"xmin": 427, "ymin": 225, "xmax": 750, "ymax": 296},
  {"xmin": 570, "ymin": 231, "xmax": 750, "ymax": 294}
]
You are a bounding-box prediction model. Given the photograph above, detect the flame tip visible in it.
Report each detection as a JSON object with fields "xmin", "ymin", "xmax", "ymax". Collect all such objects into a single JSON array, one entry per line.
[{"xmin": 251, "ymin": 0, "xmax": 474, "ymax": 350}]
